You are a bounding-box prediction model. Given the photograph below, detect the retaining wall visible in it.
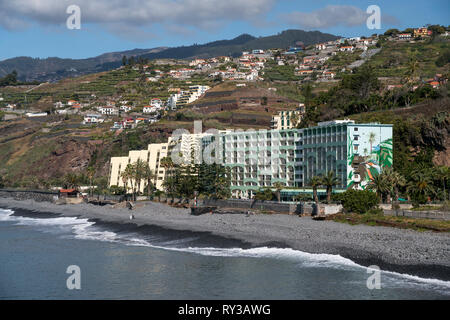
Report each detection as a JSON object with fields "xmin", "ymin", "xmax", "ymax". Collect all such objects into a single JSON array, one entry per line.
[
  {"xmin": 384, "ymin": 209, "xmax": 450, "ymax": 221},
  {"xmin": 0, "ymin": 189, "xmax": 58, "ymax": 202}
]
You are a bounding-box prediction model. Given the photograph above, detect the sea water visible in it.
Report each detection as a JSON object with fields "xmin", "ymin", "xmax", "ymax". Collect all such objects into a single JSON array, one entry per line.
[{"xmin": 0, "ymin": 208, "xmax": 449, "ymax": 300}]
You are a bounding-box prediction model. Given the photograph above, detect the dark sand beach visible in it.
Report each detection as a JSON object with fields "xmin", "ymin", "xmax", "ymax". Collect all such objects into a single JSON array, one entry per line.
[{"xmin": 0, "ymin": 197, "xmax": 449, "ymax": 281}]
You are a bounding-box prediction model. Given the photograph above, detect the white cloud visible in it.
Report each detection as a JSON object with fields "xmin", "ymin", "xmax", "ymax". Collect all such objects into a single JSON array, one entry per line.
[
  {"xmin": 285, "ymin": 5, "xmax": 398, "ymax": 29},
  {"xmin": 0, "ymin": 0, "xmax": 275, "ymax": 37}
]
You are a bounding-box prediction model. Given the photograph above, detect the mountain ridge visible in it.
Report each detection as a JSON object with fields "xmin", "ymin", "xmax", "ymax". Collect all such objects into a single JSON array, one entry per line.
[{"xmin": 0, "ymin": 29, "xmax": 340, "ymax": 82}]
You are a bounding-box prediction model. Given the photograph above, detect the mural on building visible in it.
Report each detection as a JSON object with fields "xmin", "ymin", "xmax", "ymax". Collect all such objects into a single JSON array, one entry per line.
[{"xmin": 347, "ymin": 127, "xmax": 393, "ymax": 190}]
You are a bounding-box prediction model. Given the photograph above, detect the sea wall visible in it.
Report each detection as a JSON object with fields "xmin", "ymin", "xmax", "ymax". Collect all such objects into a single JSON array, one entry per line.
[
  {"xmin": 0, "ymin": 189, "xmax": 58, "ymax": 202},
  {"xmin": 201, "ymin": 198, "xmax": 300, "ymax": 214},
  {"xmin": 384, "ymin": 209, "xmax": 450, "ymax": 221}
]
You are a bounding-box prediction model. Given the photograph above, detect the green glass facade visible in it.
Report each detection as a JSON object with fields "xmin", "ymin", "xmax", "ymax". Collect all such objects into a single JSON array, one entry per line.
[{"xmin": 202, "ymin": 121, "xmax": 393, "ymax": 199}]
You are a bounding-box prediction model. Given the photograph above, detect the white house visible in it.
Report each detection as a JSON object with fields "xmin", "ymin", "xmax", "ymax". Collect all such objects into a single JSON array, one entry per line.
[
  {"xmin": 339, "ymin": 46, "xmax": 354, "ymax": 52},
  {"xmin": 83, "ymin": 114, "xmax": 104, "ymax": 124},
  {"xmin": 54, "ymin": 101, "xmax": 64, "ymax": 108},
  {"xmin": 143, "ymin": 106, "xmax": 159, "ymax": 114},
  {"xmin": 150, "ymin": 98, "xmax": 163, "ymax": 108},
  {"xmin": 120, "ymin": 105, "xmax": 133, "ymax": 113},
  {"xmin": 252, "ymin": 49, "xmax": 264, "ymax": 55},
  {"xmin": 98, "ymin": 106, "xmax": 119, "ymax": 116},
  {"xmin": 315, "ymin": 43, "xmax": 326, "ymax": 50}
]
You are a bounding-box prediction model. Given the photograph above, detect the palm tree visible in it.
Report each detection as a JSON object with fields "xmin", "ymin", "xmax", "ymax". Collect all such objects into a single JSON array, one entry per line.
[
  {"xmin": 120, "ymin": 170, "xmax": 129, "ymax": 197},
  {"xmin": 434, "ymin": 166, "xmax": 449, "ymax": 201},
  {"xmin": 272, "ymin": 182, "xmax": 284, "ymax": 202},
  {"xmin": 122, "ymin": 164, "xmax": 136, "ymax": 200},
  {"xmin": 86, "ymin": 167, "xmax": 95, "ymax": 197},
  {"xmin": 407, "ymin": 170, "xmax": 436, "ymax": 204},
  {"xmin": 160, "ymin": 157, "xmax": 175, "ymax": 202},
  {"xmin": 143, "ymin": 166, "xmax": 157, "ymax": 198},
  {"xmin": 64, "ymin": 173, "xmax": 79, "ymax": 189},
  {"xmin": 367, "ymin": 173, "xmax": 389, "ymax": 203},
  {"xmin": 383, "ymin": 167, "xmax": 406, "ymax": 208},
  {"xmin": 133, "ymin": 159, "xmax": 148, "ymax": 197},
  {"xmin": 322, "ymin": 171, "xmax": 339, "ymax": 203},
  {"xmin": 405, "ymin": 58, "xmax": 419, "ymax": 86},
  {"xmin": 309, "ymin": 176, "xmax": 322, "ymax": 204}
]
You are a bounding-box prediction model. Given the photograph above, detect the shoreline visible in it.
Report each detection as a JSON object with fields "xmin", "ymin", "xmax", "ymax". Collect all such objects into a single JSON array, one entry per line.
[{"xmin": 1, "ymin": 197, "xmax": 449, "ymax": 281}]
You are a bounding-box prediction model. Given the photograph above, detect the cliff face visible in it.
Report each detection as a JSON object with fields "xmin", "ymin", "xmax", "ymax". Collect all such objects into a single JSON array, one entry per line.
[{"xmin": 434, "ymin": 136, "xmax": 450, "ymax": 167}]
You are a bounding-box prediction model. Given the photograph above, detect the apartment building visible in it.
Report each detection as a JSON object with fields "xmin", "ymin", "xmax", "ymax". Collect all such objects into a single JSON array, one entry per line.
[
  {"xmin": 271, "ymin": 105, "xmax": 305, "ymax": 130},
  {"xmin": 109, "ymin": 143, "xmax": 169, "ymax": 192},
  {"xmin": 108, "ymin": 121, "xmax": 393, "ymax": 200},
  {"xmin": 176, "ymin": 85, "xmax": 210, "ymax": 108},
  {"xmin": 218, "ymin": 129, "xmax": 302, "ymax": 199},
  {"xmin": 302, "ymin": 120, "xmax": 393, "ymax": 191}
]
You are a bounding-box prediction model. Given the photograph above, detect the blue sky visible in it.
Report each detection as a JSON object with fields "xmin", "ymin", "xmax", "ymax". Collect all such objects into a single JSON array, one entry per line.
[{"xmin": 0, "ymin": 0, "xmax": 448, "ymax": 61}]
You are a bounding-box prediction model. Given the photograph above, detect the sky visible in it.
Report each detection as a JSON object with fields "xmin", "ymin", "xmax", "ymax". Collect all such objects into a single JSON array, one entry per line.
[{"xmin": 0, "ymin": 0, "xmax": 449, "ymax": 61}]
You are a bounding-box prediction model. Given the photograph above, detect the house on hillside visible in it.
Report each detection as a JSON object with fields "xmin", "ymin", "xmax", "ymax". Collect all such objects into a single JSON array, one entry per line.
[
  {"xmin": 414, "ymin": 27, "xmax": 432, "ymax": 37},
  {"xmin": 98, "ymin": 106, "xmax": 119, "ymax": 116},
  {"xmin": 398, "ymin": 33, "xmax": 412, "ymax": 40},
  {"xmin": 339, "ymin": 46, "xmax": 354, "ymax": 52},
  {"xmin": 120, "ymin": 105, "xmax": 133, "ymax": 113},
  {"xmin": 83, "ymin": 114, "xmax": 104, "ymax": 124},
  {"xmin": 315, "ymin": 43, "xmax": 326, "ymax": 50}
]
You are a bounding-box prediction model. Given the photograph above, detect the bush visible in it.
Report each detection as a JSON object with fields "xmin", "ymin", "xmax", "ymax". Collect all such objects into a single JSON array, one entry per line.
[{"xmin": 337, "ymin": 189, "xmax": 379, "ymax": 214}]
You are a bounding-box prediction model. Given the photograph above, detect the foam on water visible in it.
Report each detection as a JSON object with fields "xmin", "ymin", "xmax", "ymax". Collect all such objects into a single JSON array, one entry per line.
[{"xmin": 1, "ymin": 208, "xmax": 449, "ymax": 292}]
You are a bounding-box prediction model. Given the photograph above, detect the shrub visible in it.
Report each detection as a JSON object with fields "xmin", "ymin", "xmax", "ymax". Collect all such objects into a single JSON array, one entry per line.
[{"xmin": 338, "ymin": 189, "xmax": 379, "ymax": 214}]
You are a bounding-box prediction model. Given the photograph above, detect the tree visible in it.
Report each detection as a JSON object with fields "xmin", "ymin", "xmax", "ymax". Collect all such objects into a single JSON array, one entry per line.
[
  {"xmin": 309, "ymin": 176, "xmax": 322, "ymax": 204},
  {"xmin": 254, "ymin": 188, "xmax": 274, "ymax": 201},
  {"xmin": 321, "ymin": 171, "xmax": 339, "ymax": 203},
  {"xmin": 434, "ymin": 166, "xmax": 449, "ymax": 201},
  {"xmin": 404, "ymin": 58, "xmax": 419, "ymax": 91},
  {"xmin": 302, "ymin": 83, "xmax": 313, "ymax": 106},
  {"xmin": 0, "ymin": 70, "xmax": 19, "ymax": 87},
  {"xmin": 383, "ymin": 167, "xmax": 406, "ymax": 208},
  {"xmin": 406, "ymin": 170, "xmax": 436, "ymax": 206},
  {"xmin": 122, "ymin": 164, "xmax": 136, "ymax": 200},
  {"xmin": 63, "ymin": 173, "xmax": 79, "ymax": 189},
  {"xmin": 337, "ymin": 189, "xmax": 379, "ymax": 214},
  {"xmin": 160, "ymin": 156, "xmax": 175, "ymax": 201},
  {"xmin": 272, "ymin": 182, "xmax": 284, "ymax": 202},
  {"xmin": 143, "ymin": 166, "xmax": 157, "ymax": 198},
  {"xmin": 86, "ymin": 167, "xmax": 95, "ymax": 197},
  {"xmin": 367, "ymin": 173, "xmax": 389, "ymax": 203},
  {"xmin": 133, "ymin": 159, "xmax": 148, "ymax": 197},
  {"xmin": 384, "ymin": 29, "xmax": 400, "ymax": 36}
]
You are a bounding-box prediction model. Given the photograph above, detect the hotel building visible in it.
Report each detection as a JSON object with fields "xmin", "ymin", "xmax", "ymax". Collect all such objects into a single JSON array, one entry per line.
[{"xmin": 109, "ymin": 120, "xmax": 392, "ymax": 200}]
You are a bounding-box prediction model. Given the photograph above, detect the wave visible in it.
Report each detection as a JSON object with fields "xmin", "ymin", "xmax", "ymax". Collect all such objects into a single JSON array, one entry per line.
[{"xmin": 1, "ymin": 208, "xmax": 449, "ymax": 292}]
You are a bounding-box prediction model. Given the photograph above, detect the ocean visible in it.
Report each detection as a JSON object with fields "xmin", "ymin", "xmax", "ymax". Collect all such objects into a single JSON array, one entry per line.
[{"xmin": 0, "ymin": 207, "xmax": 449, "ymax": 300}]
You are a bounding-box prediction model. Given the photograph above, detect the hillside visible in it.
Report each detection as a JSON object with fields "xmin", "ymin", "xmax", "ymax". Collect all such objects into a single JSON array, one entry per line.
[
  {"xmin": 140, "ymin": 30, "xmax": 339, "ymax": 60},
  {"xmin": 0, "ymin": 29, "xmax": 339, "ymax": 82},
  {"xmin": 0, "ymin": 48, "xmax": 167, "ymax": 83},
  {"xmin": 0, "ymin": 33, "xmax": 448, "ymax": 191}
]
